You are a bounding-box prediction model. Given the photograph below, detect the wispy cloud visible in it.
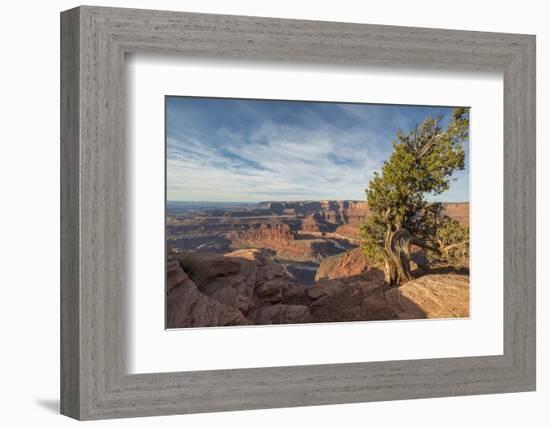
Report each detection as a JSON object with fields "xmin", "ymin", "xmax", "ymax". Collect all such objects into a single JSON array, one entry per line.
[{"xmin": 166, "ymin": 98, "xmax": 469, "ymax": 202}]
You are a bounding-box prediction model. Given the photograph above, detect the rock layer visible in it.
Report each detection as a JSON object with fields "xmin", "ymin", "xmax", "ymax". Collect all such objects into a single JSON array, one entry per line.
[
  {"xmin": 166, "ymin": 256, "xmax": 250, "ymax": 328},
  {"xmin": 167, "ymin": 200, "xmax": 468, "ymax": 260},
  {"xmin": 230, "ymin": 223, "xmax": 342, "ymax": 262},
  {"xmin": 384, "ymin": 274, "xmax": 470, "ymax": 319},
  {"xmin": 315, "ymin": 248, "xmax": 370, "ymax": 281},
  {"xmin": 168, "ymin": 250, "xmax": 316, "ymax": 327},
  {"xmin": 167, "ymin": 250, "xmax": 469, "ymax": 328}
]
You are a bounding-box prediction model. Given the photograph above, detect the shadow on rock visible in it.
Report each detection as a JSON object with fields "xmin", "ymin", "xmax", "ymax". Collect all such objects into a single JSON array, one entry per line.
[{"xmin": 167, "ymin": 250, "xmax": 469, "ymax": 328}]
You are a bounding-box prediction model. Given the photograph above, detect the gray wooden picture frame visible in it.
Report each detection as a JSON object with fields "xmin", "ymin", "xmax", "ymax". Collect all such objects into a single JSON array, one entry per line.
[{"xmin": 60, "ymin": 5, "xmax": 536, "ymax": 420}]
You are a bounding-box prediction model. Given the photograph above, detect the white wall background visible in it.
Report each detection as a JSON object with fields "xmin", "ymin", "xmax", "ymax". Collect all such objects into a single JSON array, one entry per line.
[{"xmin": 0, "ymin": 0, "xmax": 546, "ymax": 425}]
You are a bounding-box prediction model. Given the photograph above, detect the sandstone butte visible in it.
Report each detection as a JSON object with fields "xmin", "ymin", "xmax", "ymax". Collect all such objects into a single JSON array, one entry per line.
[{"xmin": 167, "ymin": 200, "xmax": 468, "ymax": 264}]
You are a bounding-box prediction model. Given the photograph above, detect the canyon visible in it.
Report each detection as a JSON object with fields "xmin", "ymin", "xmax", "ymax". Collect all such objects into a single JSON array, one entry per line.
[{"xmin": 166, "ymin": 200, "xmax": 470, "ymax": 327}]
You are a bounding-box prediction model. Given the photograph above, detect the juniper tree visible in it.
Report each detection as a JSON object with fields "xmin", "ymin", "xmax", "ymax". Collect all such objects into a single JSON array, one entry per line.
[
  {"xmin": 360, "ymin": 108, "xmax": 469, "ymax": 286},
  {"xmin": 426, "ymin": 210, "xmax": 470, "ymax": 266}
]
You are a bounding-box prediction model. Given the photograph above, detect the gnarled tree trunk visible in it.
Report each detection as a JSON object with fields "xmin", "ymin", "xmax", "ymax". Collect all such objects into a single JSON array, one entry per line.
[{"xmin": 382, "ymin": 227, "xmax": 440, "ymax": 287}]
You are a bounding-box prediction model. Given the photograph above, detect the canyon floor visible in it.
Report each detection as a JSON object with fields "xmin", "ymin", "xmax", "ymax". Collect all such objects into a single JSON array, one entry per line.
[{"xmin": 166, "ymin": 200, "xmax": 470, "ymax": 328}]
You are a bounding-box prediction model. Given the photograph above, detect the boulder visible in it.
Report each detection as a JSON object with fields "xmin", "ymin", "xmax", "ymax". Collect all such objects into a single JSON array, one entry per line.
[
  {"xmin": 177, "ymin": 252, "xmax": 241, "ymax": 286},
  {"xmin": 250, "ymin": 304, "xmax": 312, "ymax": 324},
  {"xmin": 166, "ymin": 256, "xmax": 250, "ymax": 328},
  {"xmin": 383, "ymin": 274, "xmax": 470, "ymax": 319},
  {"xmin": 166, "ymin": 257, "xmax": 194, "ymax": 293},
  {"xmin": 170, "ymin": 250, "xmax": 296, "ymax": 321},
  {"xmin": 307, "ymin": 280, "xmax": 345, "ymax": 299},
  {"xmin": 283, "ymin": 284, "xmax": 308, "ymax": 299},
  {"xmin": 255, "ymin": 278, "xmax": 289, "ymax": 302}
]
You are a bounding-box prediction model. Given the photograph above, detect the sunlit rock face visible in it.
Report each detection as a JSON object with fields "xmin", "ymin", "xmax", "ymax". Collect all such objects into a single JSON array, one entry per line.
[{"xmin": 314, "ymin": 248, "xmax": 370, "ymax": 281}]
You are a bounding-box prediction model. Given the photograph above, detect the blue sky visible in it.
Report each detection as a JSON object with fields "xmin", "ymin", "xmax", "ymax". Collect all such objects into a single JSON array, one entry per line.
[{"xmin": 166, "ymin": 97, "xmax": 469, "ymax": 202}]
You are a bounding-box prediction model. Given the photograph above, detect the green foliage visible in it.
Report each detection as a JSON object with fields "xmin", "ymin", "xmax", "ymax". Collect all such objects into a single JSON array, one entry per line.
[
  {"xmin": 428, "ymin": 216, "xmax": 470, "ymax": 266},
  {"xmin": 360, "ymin": 215, "xmax": 386, "ymax": 265},
  {"xmin": 366, "ymin": 108, "xmax": 468, "ymax": 230},
  {"xmin": 361, "ymin": 108, "xmax": 470, "ymax": 267}
]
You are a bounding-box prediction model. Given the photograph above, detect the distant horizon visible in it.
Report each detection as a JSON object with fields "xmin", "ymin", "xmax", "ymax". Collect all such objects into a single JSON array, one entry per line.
[{"xmin": 166, "ymin": 199, "xmax": 471, "ymax": 204}]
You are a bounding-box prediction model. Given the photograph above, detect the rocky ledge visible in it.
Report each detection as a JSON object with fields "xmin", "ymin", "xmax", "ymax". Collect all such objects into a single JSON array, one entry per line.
[{"xmin": 166, "ymin": 248, "xmax": 469, "ymax": 328}]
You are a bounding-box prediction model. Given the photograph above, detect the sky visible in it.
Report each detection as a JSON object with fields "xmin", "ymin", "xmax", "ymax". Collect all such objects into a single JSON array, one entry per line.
[{"xmin": 166, "ymin": 97, "xmax": 469, "ymax": 203}]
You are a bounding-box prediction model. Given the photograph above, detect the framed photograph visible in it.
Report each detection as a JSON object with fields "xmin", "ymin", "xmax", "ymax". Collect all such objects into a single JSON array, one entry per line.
[
  {"xmin": 61, "ymin": 6, "xmax": 536, "ymax": 420},
  {"xmin": 164, "ymin": 97, "xmax": 471, "ymax": 329}
]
